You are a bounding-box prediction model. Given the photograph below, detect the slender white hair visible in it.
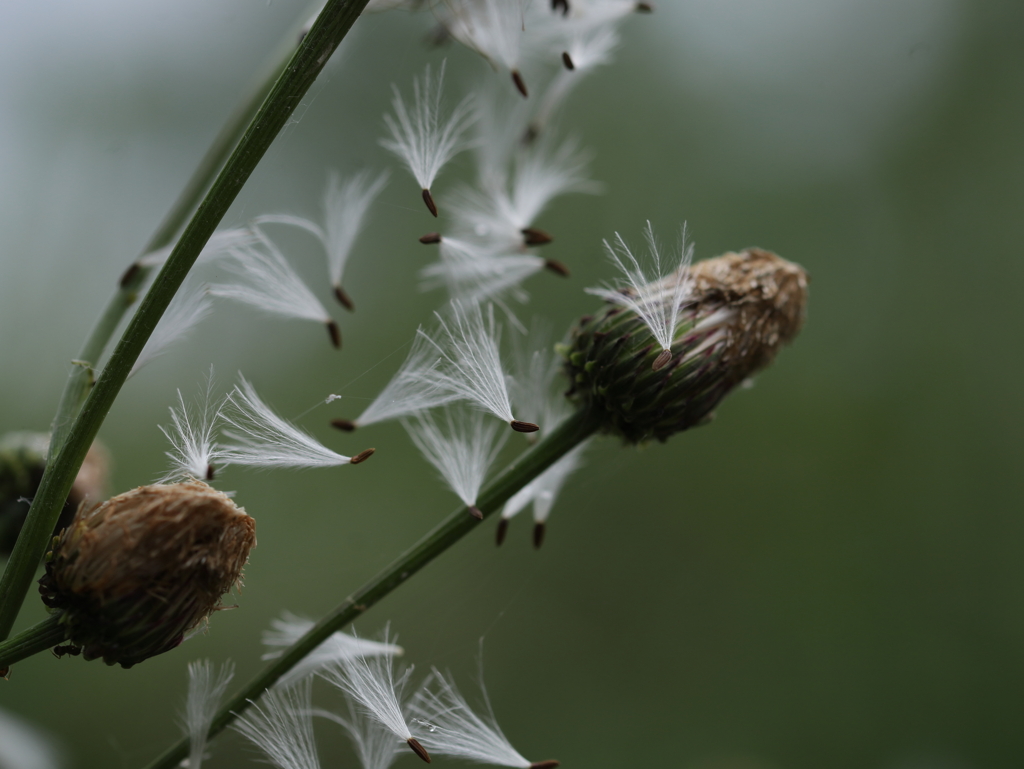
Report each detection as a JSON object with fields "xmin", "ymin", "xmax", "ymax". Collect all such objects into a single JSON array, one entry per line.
[
  {"xmin": 157, "ymin": 367, "xmax": 224, "ymax": 483},
  {"xmin": 130, "ymin": 277, "xmax": 213, "ymax": 377},
  {"xmin": 220, "ymin": 377, "xmax": 358, "ymax": 469},
  {"xmin": 420, "ymin": 302, "xmax": 527, "ymax": 428},
  {"xmin": 420, "ymin": 238, "xmax": 542, "ymax": 308},
  {"xmin": 502, "ymin": 440, "xmax": 588, "ymax": 524},
  {"xmin": 439, "ymin": 0, "xmax": 530, "ymax": 94},
  {"xmin": 403, "ymin": 407, "xmax": 509, "ymax": 509},
  {"xmin": 312, "ymin": 697, "xmax": 403, "ymax": 769},
  {"xmin": 585, "ymin": 221, "xmax": 695, "ymax": 357},
  {"xmin": 255, "ymin": 169, "xmax": 389, "ymax": 299},
  {"xmin": 380, "ymin": 61, "xmax": 475, "ymax": 205},
  {"xmin": 318, "ymin": 628, "xmax": 416, "ymax": 743},
  {"xmin": 353, "ymin": 330, "xmax": 462, "ymax": 428},
  {"xmin": 233, "ymin": 677, "xmax": 320, "ymax": 769},
  {"xmin": 181, "ymin": 659, "xmax": 235, "ymax": 769},
  {"xmin": 409, "ymin": 668, "xmax": 546, "ymax": 769},
  {"xmin": 262, "ymin": 613, "xmax": 403, "ymax": 689}
]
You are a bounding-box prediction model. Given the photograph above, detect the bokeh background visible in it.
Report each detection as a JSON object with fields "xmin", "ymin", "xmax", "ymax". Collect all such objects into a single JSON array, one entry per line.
[{"xmin": 2, "ymin": 1, "xmax": 1023, "ymax": 768}]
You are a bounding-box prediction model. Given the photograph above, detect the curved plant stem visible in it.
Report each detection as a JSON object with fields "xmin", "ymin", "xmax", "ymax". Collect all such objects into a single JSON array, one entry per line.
[
  {"xmin": 47, "ymin": 2, "xmax": 323, "ymax": 461},
  {"xmin": 0, "ymin": 614, "xmax": 67, "ymax": 669},
  {"xmin": 0, "ymin": 0, "xmax": 372, "ymax": 643},
  {"xmin": 141, "ymin": 409, "xmax": 600, "ymax": 769}
]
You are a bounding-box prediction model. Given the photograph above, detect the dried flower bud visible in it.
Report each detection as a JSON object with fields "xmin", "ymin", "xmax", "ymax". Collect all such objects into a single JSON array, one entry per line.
[
  {"xmin": 564, "ymin": 248, "xmax": 808, "ymax": 444},
  {"xmin": 38, "ymin": 480, "xmax": 255, "ymax": 668},
  {"xmin": 0, "ymin": 433, "xmax": 109, "ymax": 556}
]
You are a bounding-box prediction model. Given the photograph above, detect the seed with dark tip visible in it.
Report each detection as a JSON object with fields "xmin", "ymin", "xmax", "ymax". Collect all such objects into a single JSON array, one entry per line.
[
  {"xmin": 469, "ymin": 506, "xmax": 484, "ymax": 520},
  {"xmin": 523, "ymin": 124, "xmax": 539, "ymax": 144},
  {"xmin": 419, "ymin": 232, "xmax": 442, "ymax": 244},
  {"xmin": 652, "ymin": 349, "xmax": 672, "ymax": 371},
  {"xmin": 510, "ymin": 420, "xmax": 540, "ymax": 433},
  {"xmin": 496, "ymin": 518, "xmax": 509, "ymax": 546},
  {"xmin": 511, "ymin": 70, "xmax": 529, "ymax": 98},
  {"xmin": 119, "ymin": 262, "xmax": 140, "ymax": 288},
  {"xmin": 522, "ymin": 227, "xmax": 553, "ymax": 246},
  {"xmin": 331, "ymin": 419, "xmax": 357, "ymax": 432},
  {"xmin": 205, "ymin": 464, "xmax": 215, "ymax": 482},
  {"xmin": 562, "ymin": 51, "xmax": 575, "ymax": 70},
  {"xmin": 350, "ymin": 448, "xmax": 376, "ymax": 465},
  {"xmin": 422, "ymin": 188, "xmax": 438, "ymax": 217},
  {"xmin": 407, "ymin": 737, "xmax": 432, "ymax": 763},
  {"xmin": 636, "ymin": 1, "xmax": 654, "ymax": 11},
  {"xmin": 531, "ymin": 762, "xmax": 560, "ymax": 769},
  {"xmin": 533, "ymin": 521, "xmax": 546, "ymax": 549},
  {"xmin": 327, "ymin": 320, "xmax": 342, "ymax": 349},
  {"xmin": 551, "ymin": 0, "xmax": 569, "ymax": 15},
  {"xmin": 334, "ymin": 285, "xmax": 355, "ymax": 311},
  {"xmin": 544, "ymin": 259, "xmax": 570, "ymax": 277}
]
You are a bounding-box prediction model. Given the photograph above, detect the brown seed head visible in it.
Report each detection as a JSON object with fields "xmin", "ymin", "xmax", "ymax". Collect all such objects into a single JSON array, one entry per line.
[{"xmin": 38, "ymin": 480, "xmax": 255, "ymax": 668}]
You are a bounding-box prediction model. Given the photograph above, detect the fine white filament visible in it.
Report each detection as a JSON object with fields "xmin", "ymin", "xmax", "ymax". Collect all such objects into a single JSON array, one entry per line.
[
  {"xmin": 182, "ymin": 659, "xmax": 235, "ymax": 769},
  {"xmin": 585, "ymin": 221, "xmax": 695, "ymax": 353},
  {"xmin": 380, "ymin": 61, "xmax": 475, "ymax": 194},
  {"xmin": 130, "ymin": 278, "xmax": 213, "ymax": 377},
  {"xmin": 404, "ymin": 407, "xmax": 509, "ymax": 508},
  {"xmin": 233, "ymin": 677, "xmax": 320, "ymax": 769},
  {"xmin": 158, "ymin": 369, "xmax": 224, "ymax": 482},
  {"xmin": 221, "ymin": 377, "xmax": 353, "ymax": 468},
  {"xmin": 262, "ymin": 613, "xmax": 404, "ymax": 688}
]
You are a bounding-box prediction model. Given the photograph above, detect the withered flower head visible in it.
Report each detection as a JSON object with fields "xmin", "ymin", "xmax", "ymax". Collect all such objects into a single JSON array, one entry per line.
[
  {"xmin": 0, "ymin": 433, "xmax": 109, "ymax": 556},
  {"xmin": 564, "ymin": 247, "xmax": 808, "ymax": 444},
  {"xmin": 38, "ymin": 480, "xmax": 255, "ymax": 668}
]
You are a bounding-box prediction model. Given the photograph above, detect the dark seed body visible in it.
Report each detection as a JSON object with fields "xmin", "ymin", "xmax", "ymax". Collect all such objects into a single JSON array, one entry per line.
[
  {"xmin": 408, "ymin": 737, "xmax": 432, "ymax": 763},
  {"xmin": 496, "ymin": 517, "xmax": 509, "ymax": 546},
  {"xmin": 468, "ymin": 505, "xmax": 484, "ymax": 520},
  {"xmin": 422, "ymin": 188, "xmax": 438, "ymax": 217}
]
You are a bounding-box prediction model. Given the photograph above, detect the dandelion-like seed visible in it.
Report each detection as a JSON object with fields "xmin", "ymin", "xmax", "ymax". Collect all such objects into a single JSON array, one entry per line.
[
  {"xmin": 319, "ymin": 628, "xmax": 430, "ymax": 763},
  {"xmin": 315, "ymin": 695, "xmax": 403, "ymax": 769},
  {"xmin": 158, "ymin": 368, "xmax": 224, "ymax": 483},
  {"xmin": 255, "ymin": 169, "xmax": 389, "ymax": 311},
  {"xmin": 410, "ymin": 668, "xmax": 558, "ymax": 769},
  {"xmin": 585, "ymin": 221, "xmax": 694, "ymax": 371},
  {"xmin": 262, "ymin": 613, "xmax": 403, "ymax": 688},
  {"xmin": 419, "ymin": 237, "xmax": 544, "ymax": 311},
  {"xmin": 208, "ymin": 230, "xmax": 340, "ymax": 348},
  {"xmin": 234, "ymin": 677, "xmax": 321, "ymax": 769},
  {"xmin": 404, "ymin": 407, "xmax": 509, "ymax": 519},
  {"xmin": 421, "ymin": 302, "xmax": 538, "ymax": 432},
  {"xmin": 221, "ymin": 377, "xmax": 374, "ymax": 469},
  {"xmin": 381, "ymin": 61, "xmax": 475, "ymax": 217},
  {"xmin": 130, "ymin": 277, "xmax": 214, "ymax": 377},
  {"xmin": 334, "ymin": 331, "xmax": 461, "ymax": 431},
  {"xmin": 499, "ymin": 441, "xmax": 588, "ymax": 547},
  {"xmin": 182, "ymin": 659, "xmax": 235, "ymax": 769},
  {"xmin": 439, "ymin": 0, "xmax": 531, "ymax": 98}
]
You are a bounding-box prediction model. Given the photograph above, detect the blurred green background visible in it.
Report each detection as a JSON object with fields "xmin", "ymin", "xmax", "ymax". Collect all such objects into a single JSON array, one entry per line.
[{"xmin": 2, "ymin": 1, "xmax": 1023, "ymax": 768}]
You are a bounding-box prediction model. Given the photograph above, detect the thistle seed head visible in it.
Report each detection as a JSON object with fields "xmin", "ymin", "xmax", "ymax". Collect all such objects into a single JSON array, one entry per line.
[
  {"xmin": 38, "ymin": 480, "xmax": 255, "ymax": 668},
  {"xmin": 564, "ymin": 248, "xmax": 808, "ymax": 444}
]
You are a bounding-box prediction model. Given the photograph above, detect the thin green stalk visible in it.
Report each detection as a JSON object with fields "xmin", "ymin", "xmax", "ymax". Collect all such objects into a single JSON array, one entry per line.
[
  {"xmin": 142, "ymin": 409, "xmax": 600, "ymax": 769},
  {"xmin": 0, "ymin": 614, "xmax": 67, "ymax": 670},
  {"xmin": 0, "ymin": 0, "xmax": 372, "ymax": 643},
  {"xmin": 47, "ymin": 2, "xmax": 323, "ymax": 460}
]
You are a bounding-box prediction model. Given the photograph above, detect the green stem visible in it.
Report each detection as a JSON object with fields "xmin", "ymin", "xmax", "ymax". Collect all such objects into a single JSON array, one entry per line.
[
  {"xmin": 47, "ymin": 3, "xmax": 322, "ymax": 461},
  {"xmin": 0, "ymin": 614, "xmax": 67, "ymax": 670},
  {"xmin": 142, "ymin": 409, "xmax": 600, "ymax": 769},
  {"xmin": 0, "ymin": 0, "xmax": 371, "ymax": 643}
]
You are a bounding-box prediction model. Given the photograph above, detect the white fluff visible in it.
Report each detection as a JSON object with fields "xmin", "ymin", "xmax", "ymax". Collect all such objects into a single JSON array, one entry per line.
[
  {"xmin": 137, "ymin": 226, "xmax": 257, "ymax": 268},
  {"xmin": 585, "ymin": 221, "xmax": 695, "ymax": 354},
  {"xmin": 502, "ymin": 440, "xmax": 588, "ymax": 523},
  {"xmin": 404, "ymin": 407, "xmax": 509, "ymax": 508},
  {"xmin": 420, "ymin": 302, "xmax": 520, "ymax": 425},
  {"xmin": 208, "ymin": 230, "xmax": 332, "ymax": 328},
  {"xmin": 181, "ymin": 660, "xmax": 235, "ymax": 769},
  {"xmin": 233, "ymin": 677, "xmax": 320, "ymax": 769},
  {"xmin": 220, "ymin": 377, "xmax": 354, "ymax": 469},
  {"xmin": 319, "ymin": 628, "xmax": 416, "ymax": 742},
  {"xmin": 255, "ymin": 169, "xmax": 389, "ymax": 293},
  {"xmin": 313, "ymin": 698, "xmax": 402, "ymax": 769},
  {"xmin": 380, "ymin": 61, "xmax": 475, "ymax": 196},
  {"xmin": 130, "ymin": 278, "xmax": 213, "ymax": 377},
  {"xmin": 353, "ymin": 332, "xmax": 462, "ymax": 428},
  {"xmin": 0, "ymin": 707, "xmax": 62, "ymax": 769},
  {"xmin": 158, "ymin": 369, "xmax": 224, "ymax": 483},
  {"xmin": 508, "ymin": 322, "xmax": 570, "ymax": 429},
  {"xmin": 420, "ymin": 238, "xmax": 542, "ymax": 308},
  {"xmin": 439, "ymin": 0, "xmax": 529, "ymax": 86},
  {"xmin": 262, "ymin": 613, "xmax": 403, "ymax": 689},
  {"xmin": 409, "ymin": 669, "xmax": 535, "ymax": 768}
]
